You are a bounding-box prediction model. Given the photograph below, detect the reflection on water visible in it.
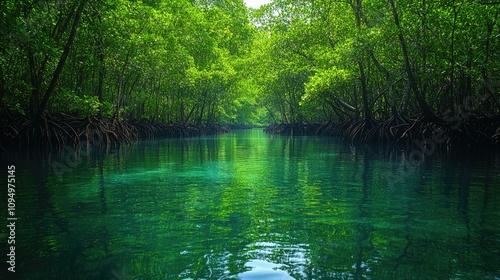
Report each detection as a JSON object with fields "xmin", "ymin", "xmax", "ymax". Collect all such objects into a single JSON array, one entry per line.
[
  {"xmin": 239, "ymin": 259, "xmax": 294, "ymax": 280},
  {"xmin": 0, "ymin": 129, "xmax": 499, "ymax": 279}
]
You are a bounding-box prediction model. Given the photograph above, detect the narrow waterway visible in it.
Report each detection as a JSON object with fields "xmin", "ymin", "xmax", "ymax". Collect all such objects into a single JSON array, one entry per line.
[{"xmin": 1, "ymin": 129, "xmax": 499, "ymax": 279}]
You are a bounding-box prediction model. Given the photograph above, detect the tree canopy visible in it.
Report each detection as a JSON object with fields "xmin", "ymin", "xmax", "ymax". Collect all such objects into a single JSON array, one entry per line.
[
  {"xmin": 251, "ymin": 0, "xmax": 499, "ymax": 125},
  {"xmin": 1, "ymin": 0, "xmax": 499, "ymax": 128}
]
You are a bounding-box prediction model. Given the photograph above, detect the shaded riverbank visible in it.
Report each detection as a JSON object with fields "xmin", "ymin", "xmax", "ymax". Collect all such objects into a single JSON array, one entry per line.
[
  {"xmin": 0, "ymin": 113, "xmax": 229, "ymax": 151},
  {"xmin": 265, "ymin": 113, "xmax": 500, "ymax": 148}
]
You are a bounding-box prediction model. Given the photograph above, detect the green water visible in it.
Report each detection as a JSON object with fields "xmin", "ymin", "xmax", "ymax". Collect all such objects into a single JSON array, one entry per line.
[{"xmin": 1, "ymin": 129, "xmax": 499, "ymax": 279}]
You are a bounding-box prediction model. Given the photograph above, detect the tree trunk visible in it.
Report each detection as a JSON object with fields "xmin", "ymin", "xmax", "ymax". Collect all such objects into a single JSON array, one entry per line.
[
  {"xmin": 37, "ymin": 1, "xmax": 86, "ymax": 119},
  {"xmin": 96, "ymin": 16, "xmax": 105, "ymax": 118},
  {"xmin": 351, "ymin": 0, "xmax": 373, "ymax": 122},
  {"xmin": 358, "ymin": 59, "xmax": 373, "ymax": 121},
  {"xmin": 388, "ymin": 0, "xmax": 441, "ymax": 122}
]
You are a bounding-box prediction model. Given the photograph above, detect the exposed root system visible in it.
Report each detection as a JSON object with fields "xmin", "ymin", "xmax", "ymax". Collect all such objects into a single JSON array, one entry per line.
[
  {"xmin": 131, "ymin": 120, "xmax": 229, "ymax": 139},
  {"xmin": 0, "ymin": 114, "xmax": 229, "ymax": 150},
  {"xmin": 264, "ymin": 113, "xmax": 500, "ymax": 149}
]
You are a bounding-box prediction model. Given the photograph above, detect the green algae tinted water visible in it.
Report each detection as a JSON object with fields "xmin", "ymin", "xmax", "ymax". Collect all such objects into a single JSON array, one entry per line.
[{"xmin": 1, "ymin": 129, "xmax": 499, "ymax": 279}]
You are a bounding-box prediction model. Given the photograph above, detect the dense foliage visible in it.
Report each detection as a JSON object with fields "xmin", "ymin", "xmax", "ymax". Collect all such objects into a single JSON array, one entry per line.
[
  {"xmin": 1, "ymin": 0, "xmax": 499, "ymax": 134},
  {"xmin": 251, "ymin": 0, "xmax": 499, "ymax": 124},
  {"xmin": 0, "ymin": 0, "xmax": 266, "ymax": 127}
]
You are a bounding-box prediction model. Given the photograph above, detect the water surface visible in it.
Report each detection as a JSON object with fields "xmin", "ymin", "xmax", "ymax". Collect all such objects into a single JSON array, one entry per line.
[{"xmin": 1, "ymin": 129, "xmax": 499, "ymax": 279}]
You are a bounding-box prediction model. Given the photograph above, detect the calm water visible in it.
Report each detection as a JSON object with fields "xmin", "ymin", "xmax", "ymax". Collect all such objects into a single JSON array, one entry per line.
[{"xmin": 1, "ymin": 129, "xmax": 499, "ymax": 279}]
